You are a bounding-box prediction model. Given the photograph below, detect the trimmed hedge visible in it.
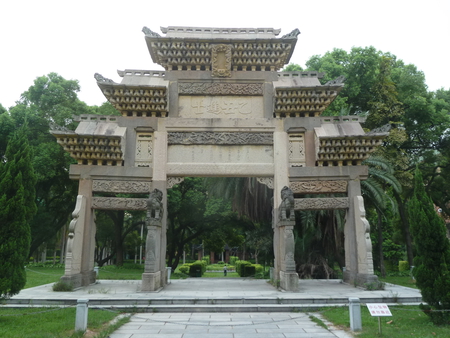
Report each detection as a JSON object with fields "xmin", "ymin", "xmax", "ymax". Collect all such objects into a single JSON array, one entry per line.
[
  {"xmin": 189, "ymin": 260, "xmax": 207, "ymax": 277},
  {"xmin": 178, "ymin": 264, "xmax": 191, "ymax": 274},
  {"xmin": 398, "ymin": 261, "xmax": 409, "ymax": 272}
]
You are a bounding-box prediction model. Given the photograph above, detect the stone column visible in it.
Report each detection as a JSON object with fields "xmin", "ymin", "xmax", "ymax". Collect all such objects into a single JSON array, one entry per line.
[
  {"xmin": 142, "ymin": 220, "xmax": 162, "ymax": 291},
  {"xmin": 278, "ymin": 220, "xmax": 299, "ymax": 291},
  {"xmin": 273, "ymin": 125, "xmax": 299, "ymax": 291},
  {"xmin": 61, "ymin": 179, "xmax": 96, "ymax": 288},
  {"xmin": 141, "ymin": 129, "xmax": 168, "ymax": 291},
  {"xmin": 344, "ymin": 180, "xmax": 377, "ymax": 286}
]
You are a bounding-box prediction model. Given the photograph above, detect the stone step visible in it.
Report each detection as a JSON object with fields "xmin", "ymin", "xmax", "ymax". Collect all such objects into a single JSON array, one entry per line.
[{"xmin": 4, "ymin": 295, "xmax": 422, "ymax": 310}]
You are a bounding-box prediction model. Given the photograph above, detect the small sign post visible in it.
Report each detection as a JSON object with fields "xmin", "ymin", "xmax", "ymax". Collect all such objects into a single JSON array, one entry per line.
[{"xmin": 366, "ymin": 303, "xmax": 392, "ymax": 335}]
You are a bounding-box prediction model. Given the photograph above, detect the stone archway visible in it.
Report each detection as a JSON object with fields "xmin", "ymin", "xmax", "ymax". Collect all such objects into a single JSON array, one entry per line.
[{"xmin": 53, "ymin": 26, "xmax": 386, "ymax": 291}]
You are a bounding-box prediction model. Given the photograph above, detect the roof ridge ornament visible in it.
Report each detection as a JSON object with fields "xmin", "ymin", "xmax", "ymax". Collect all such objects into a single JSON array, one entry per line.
[
  {"xmin": 325, "ymin": 75, "xmax": 346, "ymax": 85},
  {"xmin": 281, "ymin": 28, "xmax": 300, "ymax": 39},
  {"xmin": 94, "ymin": 73, "xmax": 115, "ymax": 84},
  {"xmin": 142, "ymin": 26, "xmax": 161, "ymax": 37}
]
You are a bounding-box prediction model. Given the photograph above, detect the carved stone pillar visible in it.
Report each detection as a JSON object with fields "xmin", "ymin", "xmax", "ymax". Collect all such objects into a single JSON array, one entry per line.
[
  {"xmin": 278, "ymin": 221, "xmax": 299, "ymax": 291},
  {"xmin": 61, "ymin": 179, "xmax": 96, "ymax": 288},
  {"xmin": 141, "ymin": 129, "xmax": 168, "ymax": 291},
  {"xmin": 142, "ymin": 221, "xmax": 162, "ymax": 291},
  {"xmin": 343, "ymin": 180, "xmax": 377, "ymax": 286},
  {"xmin": 273, "ymin": 125, "xmax": 299, "ymax": 291}
]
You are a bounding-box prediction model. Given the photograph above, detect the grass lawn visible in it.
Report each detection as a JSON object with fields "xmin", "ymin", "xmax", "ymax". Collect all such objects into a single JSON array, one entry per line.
[
  {"xmin": 25, "ymin": 267, "xmax": 65, "ymax": 288},
  {"xmin": 321, "ymin": 305, "xmax": 449, "ymax": 337},
  {"xmin": 0, "ymin": 307, "xmax": 128, "ymax": 338},
  {"xmin": 379, "ymin": 275, "xmax": 418, "ymax": 289}
]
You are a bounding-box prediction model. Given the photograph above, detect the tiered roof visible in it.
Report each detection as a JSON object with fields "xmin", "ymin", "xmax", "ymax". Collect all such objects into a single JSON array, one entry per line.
[{"xmin": 144, "ymin": 26, "xmax": 299, "ymax": 72}]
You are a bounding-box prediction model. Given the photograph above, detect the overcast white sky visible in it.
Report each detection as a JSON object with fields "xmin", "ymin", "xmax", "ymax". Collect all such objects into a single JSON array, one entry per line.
[{"xmin": 1, "ymin": 0, "xmax": 449, "ymax": 109}]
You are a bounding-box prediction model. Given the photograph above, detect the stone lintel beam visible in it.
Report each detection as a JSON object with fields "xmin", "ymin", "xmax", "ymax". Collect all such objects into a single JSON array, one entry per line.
[
  {"xmin": 92, "ymin": 180, "xmax": 151, "ymax": 194},
  {"xmin": 294, "ymin": 197, "xmax": 349, "ymax": 210},
  {"xmin": 92, "ymin": 197, "xmax": 147, "ymax": 210},
  {"xmin": 69, "ymin": 165, "xmax": 152, "ymax": 181},
  {"xmin": 289, "ymin": 166, "xmax": 368, "ymax": 181},
  {"xmin": 290, "ymin": 180, "xmax": 347, "ymax": 194}
]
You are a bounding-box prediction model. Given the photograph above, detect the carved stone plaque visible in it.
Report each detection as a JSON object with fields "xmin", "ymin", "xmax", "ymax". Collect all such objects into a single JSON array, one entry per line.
[
  {"xmin": 92, "ymin": 181, "xmax": 151, "ymax": 194},
  {"xmin": 294, "ymin": 197, "xmax": 349, "ymax": 210},
  {"xmin": 92, "ymin": 197, "xmax": 147, "ymax": 210},
  {"xmin": 178, "ymin": 83, "xmax": 263, "ymax": 95},
  {"xmin": 290, "ymin": 181, "xmax": 348, "ymax": 194},
  {"xmin": 211, "ymin": 44, "xmax": 232, "ymax": 77},
  {"xmin": 178, "ymin": 96, "xmax": 264, "ymax": 118},
  {"xmin": 168, "ymin": 132, "xmax": 273, "ymax": 145}
]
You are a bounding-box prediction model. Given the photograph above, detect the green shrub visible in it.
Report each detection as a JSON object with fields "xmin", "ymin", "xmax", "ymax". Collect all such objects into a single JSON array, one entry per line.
[
  {"xmin": 178, "ymin": 264, "xmax": 191, "ymax": 274},
  {"xmin": 189, "ymin": 260, "xmax": 207, "ymax": 277},
  {"xmin": 202, "ymin": 255, "xmax": 210, "ymax": 265},
  {"xmin": 52, "ymin": 281, "xmax": 73, "ymax": 292},
  {"xmin": 235, "ymin": 260, "xmax": 253, "ymax": 277},
  {"xmin": 244, "ymin": 265, "xmax": 256, "ymax": 276},
  {"xmin": 398, "ymin": 261, "xmax": 409, "ymax": 272},
  {"xmin": 230, "ymin": 256, "xmax": 239, "ymax": 265},
  {"xmin": 253, "ymin": 264, "xmax": 264, "ymax": 274}
]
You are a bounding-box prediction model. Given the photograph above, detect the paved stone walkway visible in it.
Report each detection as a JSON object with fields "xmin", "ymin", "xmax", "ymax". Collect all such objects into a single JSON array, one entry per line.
[{"xmin": 108, "ymin": 312, "xmax": 353, "ymax": 338}]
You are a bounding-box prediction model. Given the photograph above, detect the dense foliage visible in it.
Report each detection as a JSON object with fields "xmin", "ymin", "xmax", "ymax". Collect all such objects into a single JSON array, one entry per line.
[
  {"xmin": 408, "ymin": 168, "xmax": 450, "ymax": 324},
  {"xmin": 0, "ymin": 127, "xmax": 36, "ymax": 297}
]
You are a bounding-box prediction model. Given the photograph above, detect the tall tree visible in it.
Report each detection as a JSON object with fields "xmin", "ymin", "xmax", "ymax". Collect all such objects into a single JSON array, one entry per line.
[
  {"xmin": 408, "ymin": 168, "xmax": 450, "ymax": 325},
  {"xmin": 0, "ymin": 126, "xmax": 37, "ymax": 297},
  {"xmin": 8, "ymin": 73, "xmax": 91, "ymax": 255}
]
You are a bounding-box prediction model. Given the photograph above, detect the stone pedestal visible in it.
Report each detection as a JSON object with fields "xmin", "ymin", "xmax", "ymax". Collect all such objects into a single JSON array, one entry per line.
[
  {"xmin": 280, "ymin": 271, "xmax": 299, "ymax": 292},
  {"xmin": 141, "ymin": 272, "xmax": 161, "ymax": 291}
]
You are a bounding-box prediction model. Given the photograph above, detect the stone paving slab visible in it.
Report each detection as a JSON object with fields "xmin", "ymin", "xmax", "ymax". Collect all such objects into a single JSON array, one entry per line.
[{"xmin": 108, "ymin": 312, "xmax": 352, "ymax": 338}]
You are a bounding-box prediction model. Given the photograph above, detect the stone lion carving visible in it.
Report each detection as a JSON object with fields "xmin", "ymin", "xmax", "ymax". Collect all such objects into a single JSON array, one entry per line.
[
  {"xmin": 147, "ymin": 188, "xmax": 163, "ymax": 221},
  {"xmin": 280, "ymin": 186, "xmax": 295, "ymax": 221}
]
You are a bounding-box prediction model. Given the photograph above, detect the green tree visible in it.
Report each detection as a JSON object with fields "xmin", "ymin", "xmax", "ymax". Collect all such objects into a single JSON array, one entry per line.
[
  {"xmin": 7, "ymin": 73, "xmax": 93, "ymax": 256},
  {"xmin": 283, "ymin": 63, "xmax": 303, "ymax": 71},
  {"xmin": 0, "ymin": 126, "xmax": 37, "ymax": 297},
  {"xmin": 408, "ymin": 168, "xmax": 450, "ymax": 325}
]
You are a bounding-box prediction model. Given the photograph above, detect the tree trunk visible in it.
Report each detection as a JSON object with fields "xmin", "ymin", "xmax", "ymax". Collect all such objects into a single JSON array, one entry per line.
[
  {"xmin": 395, "ymin": 193, "xmax": 414, "ymax": 266},
  {"xmin": 377, "ymin": 211, "xmax": 386, "ymax": 278}
]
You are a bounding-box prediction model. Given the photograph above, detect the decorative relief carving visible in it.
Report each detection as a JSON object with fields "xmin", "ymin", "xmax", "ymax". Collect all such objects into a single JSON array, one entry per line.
[
  {"xmin": 178, "ymin": 83, "xmax": 263, "ymax": 95},
  {"xmin": 290, "ymin": 181, "xmax": 348, "ymax": 194},
  {"xmin": 294, "ymin": 197, "xmax": 349, "ymax": 210},
  {"xmin": 168, "ymin": 132, "xmax": 273, "ymax": 145},
  {"xmin": 288, "ymin": 133, "xmax": 305, "ymax": 167},
  {"xmin": 135, "ymin": 133, "xmax": 153, "ymax": 167},
  {"xmin": 212, "ymin": 44, "xmax": 232, "ymax": 77},
  {"xmin": 167, "ymin": 177, "xmax": 184, "ymax": 189},
  {"xmin": 145, "ymin": 226, "xmax": 158, "ymax": 272},
  {"xmin": 92, "ymin": 180, "xmax": 151, "ymax": 193},
  {"xmin": 284, "ymin": 227, "xmax": 296, "ymax": 272},
  {"xmin": 256, "ymin": 177, "xmax": 273, "ymax": 189},
  {"xmin": 92, "ymin": 197, "xmax": 147, "ymax": 210}
]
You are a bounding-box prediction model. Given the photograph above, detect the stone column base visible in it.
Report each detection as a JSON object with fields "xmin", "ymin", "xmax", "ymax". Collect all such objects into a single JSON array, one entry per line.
[
  {"xmin": 81, "ymin": 270, "xmax": 97, "ymax": 286},
  {"xmin": 61, "ymin": 270, "xmax": 96, "ymax": 289},
  {"xmin": 343, "ymin": 271, "xmax": 379, "ymax": 288},
  {"xmin": 141, "ymin": 272, "xmax": 161, "ymax": 292},
  {"xmin": 280, "ymin": 271, "xmax": 299, "ymax": 292},
  {"xmin": 60, "ymin": 274, "xmax": 82, "ymax": 289}
]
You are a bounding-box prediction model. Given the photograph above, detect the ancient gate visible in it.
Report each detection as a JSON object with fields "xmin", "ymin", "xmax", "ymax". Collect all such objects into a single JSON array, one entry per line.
[{"xmin": 52, "ymin": 26, "xmax": 386, "ymax": 291}]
